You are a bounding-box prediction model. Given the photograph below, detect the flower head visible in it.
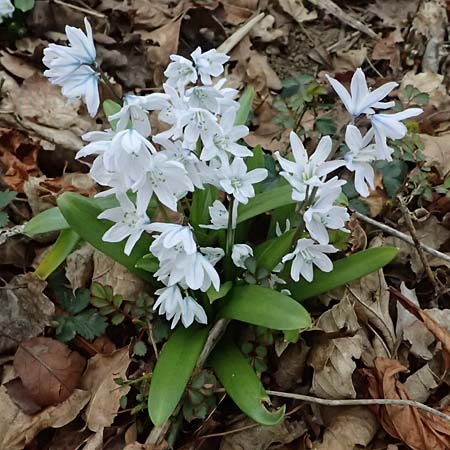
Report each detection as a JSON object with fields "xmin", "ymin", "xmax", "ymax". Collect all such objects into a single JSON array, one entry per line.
[
  {"xmin": 199, "ymin": 200, "xmax": 229, "ymax": 230},
  {"xmin": 326, "ymin": 68, "xmax": 397, "ymax": 117},
  {"xmin": 98, "ymin": 194, "xmax": 151, "ymax": 255},
  {"xmin": 149, "ymin": 223, "xmax": 197, "ymax": 255},
  {"xmin": 232, "ymin": 244, "xmax": 253, "ymax": 269},
  {"xmin": 0, "ymin": 0, "xmax": 14, "ymax": 23},
  {"xmin": 219, "ymin": 157, "xmax": 267, "ymax": 204},
  {"xmin": 164, "ymin": 54, "xmax": 198, "ymax": 88},
  {"xmin": 282, "ymin": 238, "xmax": 337, "ymax": 282},
  {"xmin": 276, "ymin": 132, "xmax": 344, "ymax": 202},
  {"xmin": 191, "ymin": 47, "xmax": 229, "ymax": 85}
]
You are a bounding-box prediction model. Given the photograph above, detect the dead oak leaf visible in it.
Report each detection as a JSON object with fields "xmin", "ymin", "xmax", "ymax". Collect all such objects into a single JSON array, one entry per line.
[
  {"xmin": 80, "ymin": 347, "xmax": 131, "ymax": 432},
  {"xmin": 0, "ymin": 273, "xmax": 55, "ymax": 353},
  {"xmin": 365, "ymin": 357, "xmax": 450, "ymax": 450},
  {"xmin": 14, "ymin": 337, "xmax": 86, "ymax": 406}
]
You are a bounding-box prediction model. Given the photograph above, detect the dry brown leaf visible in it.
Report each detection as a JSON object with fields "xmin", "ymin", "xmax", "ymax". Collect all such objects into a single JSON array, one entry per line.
[
  {"xmin": 92, "ymin": 251, "xmax": 147, "ymax": 301},
  {"xmin": 0, "ymin": 273, "xmax": 55, "ymax": 353},
  {"xmin": 219, "ymin": 0, "xmax": 255, "ymax": 25},
  {"xmin": 404, "ymin": 364, "xmax": 438, "ymax": 403},
  {"xmin": 278, "ymin": 0, "xmax": 317, "ymax": 23},
  {"xmin": 332, "ymin": 47, "xmax": 367, "ymax": 72},
  {"xmin": 250, "ymin": 15, "xmax": 284, "ymax": 42},
  {"xmin": 14, "ymin": 337, "xmax": 86, "ymax": 406},
  {"xmin": 0, "ymin": 387, "xmax": 90, "ymax": 450},
  {"xmin": 0, "ymin": 51, "xmax": 38, "ymax": 79},
  {"xmin": 372, "ymin": 30, "xmax": 403, "ymax": 71},
  {"xmin": 365, "ymin": 357, "xmax": 450, "ymax": 450},
  {"xmin": 420, "ymin": 132, "xmax": 450, "ymax": 178},
  {"xmin": 66, "ymin": 243, "xmax": 94, "ymax": 291},
  {"xmin": 274, "ymin": 339, "xmax": 310, "ymax": 390},
  {"xmin": 219, "ymin": 417, "xmax": 306, "ymax": 450},
  {"xmin": 396, "ymin": 282, "xmax": 420, "ymax": 339},
  {"xmin": 0, "ymin": 72, "xmax": 95, "ymax": 152},
  {"xmin": 309, "ymin": 296, "xmax": 362, "ymax": 399},
  {"xmin": 80, "ymin": 347, "xmax": 131, "ymax": 432},
  {"xmin": 4, "ymin": 377, "xmax": 42, "ymax": 415},
  {"xmin": 82, "ymin": 430, "xmax": 104, "ymax": 450},
  {"xmin": 313, "ymin": 406, "xmax": 378, "ymax": 450}
]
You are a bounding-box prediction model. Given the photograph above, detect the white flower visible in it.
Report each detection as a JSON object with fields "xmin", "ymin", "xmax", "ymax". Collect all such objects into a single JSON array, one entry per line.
[
  {"xmin": 200, "ymin": 246, "xmax": 225, "ymax": 265},
  {"xmin": 0, "ymin": 0, "xmax": 14, "ymax": 23},
  {"xmin": 344, "ymin": 125, "xmax": 378, "ymax": 197},
  {"xmin": 149, "ymin": 223, "xmax": 197, "ymax": 255},
  {"xmin": 191, "ymin": 47, "xmax": 229, "ymax": 85},
  {"xmin": 133, "ymin": 152, "xmax": 194, "ymax": 213},
  {"xmin": 326, "ymin": 68, "xmax": 397, "ymax": 117},
  {"xmin": 98, "ymin": 194, "xmax": 151, "ymax": 255},
  {"xmin": 186, "ymin": 80, "xmax": 238, "ymax": 115},
  {"xmin": 201, "ymin": 108, "xmax": 252, "ymax": 161},
  {"xmin": 232, "ymin": 244, "xmax": 253, "ymax": 269},
  {"xmin": 304, "ymin": 188, "xmax": 350, "ymax": 244},
  {"xmin": 276, "ymin": 132, "xmax": 344, "ymax": 202},
  {"xmin": 154, "ymin": 285, "xmax": 207, "ymax": 329},
  {"xmin": 275, "ymin": 219, "xmax": 291, "ymax": 237},
  {"xmin": 181, "ymin": 108, "xmax": 221, "ymax": 150},
  {"xmin": 219, "ymin": 157, "xmax": 268, "ymax": 204},
  {"xmin": 200, "ymin": 200, "xmax": 229, "ymax": 230},
  {"xmin": 109, "ymin": 93, "xmax": 170, "ymax": 137},
  {"xmin": 282, "ymin": 238, "xmax": 337, "ymax": 282},
  {"xmin": 370, "ymin": 108, "xmax": 423, "ymax": 160},
  {"xmin": 43, "ymin": 18, "xmax": 100, "ymax": 116},
  {"xmin": 158, "ymin": 139, "xmax": 208, "ymax": 189},
  {"xmin": 164, "ymin": 54, "xmax": 198, "ymax": 88}
]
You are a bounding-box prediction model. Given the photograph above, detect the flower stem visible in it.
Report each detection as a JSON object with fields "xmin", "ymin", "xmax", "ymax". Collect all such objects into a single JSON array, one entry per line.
[
  {"xmin": 225, "ymin": 196, "xmax": 236, "ymax": 280},
  {"xmin": 291, "ymin": 186, "xmax": 318, "ymax": 247},
  {"xmin": 97, "ymin": 66, "xmax": 122, "ymax": 103}
]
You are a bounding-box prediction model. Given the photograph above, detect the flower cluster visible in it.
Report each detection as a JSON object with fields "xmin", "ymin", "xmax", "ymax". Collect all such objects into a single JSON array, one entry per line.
[{"xmin": 43, "ymin": 18, "xmax": 422, "ymax": 330}]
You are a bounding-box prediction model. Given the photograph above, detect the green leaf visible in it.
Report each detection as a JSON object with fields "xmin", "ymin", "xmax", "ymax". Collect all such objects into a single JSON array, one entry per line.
[
  {"xmin": 238, "ymin": 185, "xmax": 294, "ymax": 224},
  {"xmin": 133, "ymin": 341, "xmax": 147, "ymax": 356},
  {"xmin": 103, "ymin": 100, "xmax": 122, "ymax": 130},
  {"xmin": 315, "ymin": 116, "xmax": 337, "ymax": 135},
  {"xmin": 209, "ymin": 338, "xmax": 285, "ymax": 425},
  {"xmin": 190, "ymin": 185, "xmax": 218, "ymax": 229},
  {"xmin": 111, "ymin": 313, "xmax": 125, "ymax": 325},
  {"xmin": 0, "ymin": 211, "xmax": 8, "ymax": 228},
  {"xmin": 135, "ymin": 253, "xmax": 159, "ymax": 273},
  {"xmin": 254, "ymin": 229, "xmax": 296, "ymax": 272},
  {"xmin": 24, "ymin": 207, "xmax": 70, "ymax": 236},
  {"xmin": 72, "ymin": 310, "xmax": 108, "ymax": 340},
  {"xmin": 148, "ymin": 325, "xmax": 209, "ymax": 426},
  {"xmin": 14, "ymin": 0, "xmax": 34, "ymax": 11},
  {"xmin": 220, "ymin": 285, "xmax": 311, "ymax": 330},
  {"xmin": 207, "ymin": 280, "xmax": 233, "ymax": 304},
  {"xmin": 60, "ymin": 288, "xmax": 91, "ymax": 315},
  {"xmin": 288, "ymin": 247, "xmax": 398, "ymax": 301},
  {"xmin": 235, "ymin": 87, "xmax": 255, "ymax": 126},
  {"xmin": 35, "ymin": 229, "xmax": 80, "ymax": 280},
  {"xmin": 0, "ymin": 190, "xmax": 17, "ymax": 209},
  {"xmin": 57, "ymin": 192, "xmax": 153, "ymax": 281}
]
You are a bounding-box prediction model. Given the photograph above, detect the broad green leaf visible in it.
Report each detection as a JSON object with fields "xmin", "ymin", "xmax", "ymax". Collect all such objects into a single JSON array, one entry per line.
[
  {"xmin": 57, "ymin": 192, "xmax": 153, "ymax": 281},
  {"xmin": 288, "ymin": 247, "xmax": 398, "ymax": 301},
  {"xmin": 103, "ymin": 100, "xmax": 122, "ymax": 130},
  {"xmin": 220, "ymin": 285, "xmax": 311, "ymax": 330},
  {"xmin": 135, "ymin": 253, "xmax": 159, "ymax": 273},
  {"xmin": 14, "ymin": 0, "xmax": 34, "ymax": 11},
  {"xmin": 35, "ymin": 229, "xmax": 80, "ymax": 280},
  {"xmin": 0, "ymin": 190, "xmax": 17, "ymax": 209},
  {"xmin": 148, "ymin": 326, "xmax": 209, "ymax": 426},
  {"xmin": 209, "ymin": 338, "xmax": 285, "ymax": 425},
  {"xmin": 24, "ymin": 207, "xmax": 70, "ymax": 235},
  {"xmin": 0, "ymin": 211, "xmax": 9, "ymax": 228},
  {"xmin": 254, "ymin": 229, "xmax": 296, "ymax": 272},
  {"xmin": 235, "ymin": 87, "xmax": 255, "ymax": 126},
  {"xmin": 238, "ymin": 185, "xmax": 294, "ymax": 224},
  {"xmin": 246, "ymin": 145, "xmax": 265, "ymax": 171},
  {"xmin": 207, "ymin": 280, "xmax": 233, "ymax": 304}
]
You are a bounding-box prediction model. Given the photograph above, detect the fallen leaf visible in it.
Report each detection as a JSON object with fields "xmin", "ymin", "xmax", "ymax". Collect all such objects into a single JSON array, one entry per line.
[
  {"xmin": 0, "ymin": 273, "xmax": 55, "ymax": 353},
  {"xmin": 333, "ymin": 47, "xmax": 368, "ymax": 72},
  {"xmin": 404, "ymin": 364, "xmax": 439, "ymax": 403},
  {"xmin": 250, "ymin": 15, "xmax": 284, "ymax": 42},
  {"xmin": 14, "ymin": 337, "xmax": 86, "ymax": 406},
  {"xmin": 80, "ymin": 347, "xmax": 131, "ymax": 432},
  {"xmin": 278, "ymin": 0, "xmax": 318, "ymax": 24},
  {"xmin": 365, "ymin": 357, "xmax": 450, "ymax": 450},
  {"xmin": 420, "ymin": 132, "xmax": 450, "ymax": 178},
  {"xmin": 82, "ymin": 430, "xmax": 104, "ymax": 450},
  {"xmin": 4, "ymin": 377, "xmax": 42, "ymax": 415},
  {"xmin": 368, "ymin": 0, "xmax": 420, "ymax": 29},
  {"xmin": 0, "ymin": 51, "xmax": 38, "ymax": 79},
  {"xmin": 309, "ymin": 296, "xmax": 362, "ymax": 399},
  {"xmin": 92, "ymin": 251, "xmax": 147, "ymax": 301},
  {"xmin": 313, "ymin": 406, "xmax": 378, "ymax": 450},
  {"xmin": 219, "ymin": 417, "xmax": 306, "ymax": 450},
  {"xmin": 66, "ymin": 243, "xmax": 94, "ymax": 291},
  {"xmin": 372, "ymin": 30, "xmax": 403, "ymax": 72},
  {"xmin": 396, "ymin": 282, "xmax": 420, "ymax": 339},
  {"xmin": 0, "ymin": 387, "xmax": 90, "ymax": 450}
]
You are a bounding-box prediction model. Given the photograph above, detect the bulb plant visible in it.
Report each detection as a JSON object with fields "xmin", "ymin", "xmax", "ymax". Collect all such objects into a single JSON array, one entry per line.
[{"xmin": 24, "ymin": 17, "xmax": 421, "ymax": 430}]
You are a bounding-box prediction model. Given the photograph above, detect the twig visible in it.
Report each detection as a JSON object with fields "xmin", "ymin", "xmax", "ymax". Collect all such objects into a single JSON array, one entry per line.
[
  {"xmin": 145, "ymin": 319, "xmax": 230, "ymax": 446},
  {"xmin": 217, "ymin": 13, "xmax": 265, "ymax": 54},
  {"xmin": 265, "ymin": 390, "xmax": 450, "ymax": 423},
  {"xmin": 397, "ymin": 196, "xmax": 443, "ymax": 296},
  {"xmin": 52, "ymin": 0, "xmax": 106, "ymax": 18},
  {"xmin": 354, "ymin": 211, "xmax": 450, "ymax": 264},
  {"xmin": 306, "ymin": 0, "xmax": 377, "ymax": 39}
]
